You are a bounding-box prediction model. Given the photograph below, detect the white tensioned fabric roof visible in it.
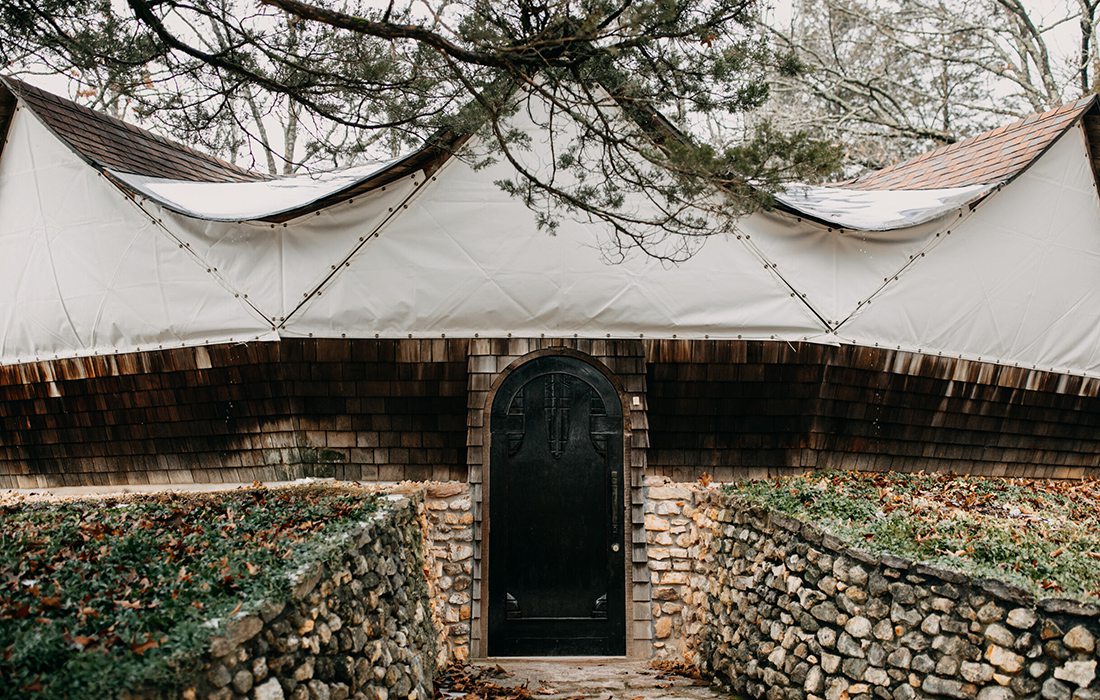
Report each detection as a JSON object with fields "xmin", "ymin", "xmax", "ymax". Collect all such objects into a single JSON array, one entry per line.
[{"xmin": 2, "ymin": 84, "xmax": 1100, "ymax": 377}]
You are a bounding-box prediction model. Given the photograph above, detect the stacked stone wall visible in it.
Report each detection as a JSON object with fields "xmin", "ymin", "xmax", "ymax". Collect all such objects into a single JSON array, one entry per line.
[
  {"xmin": 326, "ymin": 480, "xmax": 474, "ymax": 664},
  {"xmin": 692, "ymin": 491, "xmax": 1100, "ymax": 699},
  {"xmin": 419, "ymin": 482, "xmax": 474, "ymax": 662},
  {"xmin": 644, "ymin": 476, "xmax": 709, "ymax": 659},
  {"xmin": 174, "ymin": 493, "xmax": 439, "ymax": 700}
]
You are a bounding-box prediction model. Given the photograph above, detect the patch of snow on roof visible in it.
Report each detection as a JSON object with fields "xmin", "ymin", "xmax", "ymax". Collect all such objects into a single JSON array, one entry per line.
[
  {"xmin": 775, "ymin": 182, "xmax": 997, "ymax": 231},
  {"xmin": 110, "ymin": 159, "xmax": 406, "ymax": 221}
]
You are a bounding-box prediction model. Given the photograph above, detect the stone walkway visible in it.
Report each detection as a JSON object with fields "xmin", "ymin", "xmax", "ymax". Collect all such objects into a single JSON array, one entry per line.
[{"xmin": 442, "ymin": 659, "xmax": 739, "ymax": 699}]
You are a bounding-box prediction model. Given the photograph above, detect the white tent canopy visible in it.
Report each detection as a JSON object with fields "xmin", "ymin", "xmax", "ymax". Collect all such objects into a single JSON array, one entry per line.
[{"xmin": 2, "ymin": 89, "xmax": 1100, "ymax": 377}]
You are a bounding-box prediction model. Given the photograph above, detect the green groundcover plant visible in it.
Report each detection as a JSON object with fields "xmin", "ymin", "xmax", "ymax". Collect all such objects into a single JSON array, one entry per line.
[
  {"xmin": 729, "ymin": 471, "xmax": 1100, "ymax": 602},
  {"xmin": 0, "ymin": 486, "xmax": 378, "ymax": 699}
]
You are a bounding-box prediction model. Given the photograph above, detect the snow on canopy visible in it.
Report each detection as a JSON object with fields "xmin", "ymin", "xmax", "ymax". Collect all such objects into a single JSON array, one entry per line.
[{"xmin": 2, "ymin": 75, "xmax": 1100, "ymax": 377}]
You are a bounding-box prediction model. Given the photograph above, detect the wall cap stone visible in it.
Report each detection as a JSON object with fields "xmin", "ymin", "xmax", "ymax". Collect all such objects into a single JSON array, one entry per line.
[{"xmin": 1039, "ymin": 598, "xmax": 1100, "ymax": 618}]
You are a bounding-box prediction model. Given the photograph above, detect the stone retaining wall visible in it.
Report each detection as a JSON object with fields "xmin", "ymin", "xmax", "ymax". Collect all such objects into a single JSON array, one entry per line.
[
  {"xmin": 317, "ymin": 480, "xmax": 474, "ymax": 664},
  {"xmin": 177, "ymin": 493, "xmax": 439, "ymax": 700},
  {"xmin": 644, "ymin": 477, "xmax": 708, "ymax": 659},
  {"xmin": 419, "ymin": 482, "xmax": 474, "ymax": 663},
  {"xmin": 644, "ymin": 479, "xmax": 1100, "ymax": 700}
]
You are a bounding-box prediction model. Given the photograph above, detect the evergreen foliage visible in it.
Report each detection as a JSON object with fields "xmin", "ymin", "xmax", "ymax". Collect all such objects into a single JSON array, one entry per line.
[{"xmin": 0, "ymin": 0, "xmax": 840, "ymax": 259}]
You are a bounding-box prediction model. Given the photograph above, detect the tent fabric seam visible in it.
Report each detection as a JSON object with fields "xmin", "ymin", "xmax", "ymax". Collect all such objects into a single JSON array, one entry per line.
[
  {"xmin": 275, "ymin": 169, "xmax": 437, "ymax": 329},
  {"xmin": 110, "ymin": 177, "xmax": 277, "ymax": 328}
]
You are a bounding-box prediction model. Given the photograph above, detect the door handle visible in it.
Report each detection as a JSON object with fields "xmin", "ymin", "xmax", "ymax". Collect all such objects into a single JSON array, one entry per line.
[{"xmin": 610, "ymin": 470, "xmax": 621, "ymax": 546}]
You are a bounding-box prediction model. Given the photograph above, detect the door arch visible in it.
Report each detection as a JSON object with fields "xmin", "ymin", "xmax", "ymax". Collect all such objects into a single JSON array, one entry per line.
[{"xmin": 487, "ymin": 355, "xmax": 626, "ymax": 656}]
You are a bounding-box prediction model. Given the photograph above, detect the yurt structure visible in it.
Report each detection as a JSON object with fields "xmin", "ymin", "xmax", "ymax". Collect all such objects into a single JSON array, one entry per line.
[{"xmin": 2, "ymin": 75, "xmax": 1100, "ymax": 656}]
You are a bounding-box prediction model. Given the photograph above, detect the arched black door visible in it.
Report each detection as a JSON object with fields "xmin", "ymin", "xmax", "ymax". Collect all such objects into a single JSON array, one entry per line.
[{"xmin": 488, "ymin": 356, "xmax": 626, "ymax": 656}]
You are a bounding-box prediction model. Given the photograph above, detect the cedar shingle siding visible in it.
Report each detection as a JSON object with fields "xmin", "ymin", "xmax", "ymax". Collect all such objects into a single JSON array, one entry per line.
[
  {"xmin": 0, "ymin": 340, "xmax": 469, "ymax": 488},
  {"xmin": 2, "ymin": 339, "xmax": 1098, "ymax": 488},
  {"xmin": 645, "ymin": 341, "xmax": 1100, "ymax": 481}
]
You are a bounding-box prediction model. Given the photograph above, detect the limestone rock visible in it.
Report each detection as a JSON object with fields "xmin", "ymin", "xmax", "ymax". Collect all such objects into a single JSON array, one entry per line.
[
  {"xmin": 1006, "ymin": 608, "xmax": 1038, "ymax": 629},
  {"xmin": 231, "ymin": 670, "xmax": 254, "ymax": 694},
  {"xmin": 837, "ymin": 631, "xmax": 864, "ymax": 658},
  {"xmin": 228, "ymin": 615, "xmax": 264, "ymax": 645},
  {"xmin": 984, "ymin": 623, "xmax": 1015, "ymax": 647},
  {"xmin": 207, "ymin": 665, "xmax": 231, "ymax": 688},
  {"xmin": 1063, "ymin": 626, "xmax": 1095, "ymax": 654},
  {"xmin": 654, "ymin": 616, "xmax": 673, "ymax": 639},
  {"xmin": 1053, "ymin": 659, "xmax": 1096, "ymax": 687},
  {"xmin": 960, "ymin": 661, "xmax": 994, "ymax": 684},
  {"xmin": 985, "ymin": 644, "xmax": 1025, "ymax": 674},
  {"xmin": 1041, "ymin": 678, "xmax": 1072, "ymax": 700},
  {"xmin": 846, "ymin": 616, "xmax": 872, "ymax": 639},
  {"xmin": 255, "ymin": 679, "xmax": 286, "ymax": 700},
  {"xmin": 921, "ymin": 675, "xmax": 971, "ymax": 699}
]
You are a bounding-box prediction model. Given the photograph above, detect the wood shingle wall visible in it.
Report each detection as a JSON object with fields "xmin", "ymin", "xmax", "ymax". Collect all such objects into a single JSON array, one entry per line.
[
  {"xmin": 644, "ymin": 340, "xmax": 1100, "ymax": 481},
  {"xmin": 2, "ymin": 338, "xmax": 1099, "ymax": 490},
  {"xmin": 0, "ymin": 339, "xmax": 468, "ymax": 488}
]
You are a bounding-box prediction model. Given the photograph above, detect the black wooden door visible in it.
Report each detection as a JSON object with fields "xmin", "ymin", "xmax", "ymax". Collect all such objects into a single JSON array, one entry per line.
[{"xmin": 488, "ymin": 356, "xmax": 626, "ymax": 656}]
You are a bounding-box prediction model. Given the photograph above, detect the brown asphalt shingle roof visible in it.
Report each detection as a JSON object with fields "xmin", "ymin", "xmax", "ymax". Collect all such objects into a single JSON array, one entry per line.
[
  {"xmin": 0, "ymin": 76, "xmax": 264, "ymax": 183},
  {"xmin": 0, "ymin": 76, "xmax": 463, "ymax": 222},
  {"xmin": 838, "ymin": 97, "xmax": 1097, "ymax": 190}
]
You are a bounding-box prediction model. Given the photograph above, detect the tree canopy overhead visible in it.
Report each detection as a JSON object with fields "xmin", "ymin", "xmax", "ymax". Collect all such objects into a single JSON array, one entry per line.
[
  {"xmin": 0, "ymin": 0, "xmax": 839, "ymax": 260},
  {"xmin": 767, "ymin": 0, "xmax": 1100, "ymax": 173}
]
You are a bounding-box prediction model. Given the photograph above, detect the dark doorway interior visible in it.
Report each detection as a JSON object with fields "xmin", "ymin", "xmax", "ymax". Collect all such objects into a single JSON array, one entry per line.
[{"xmin": 488, "ymin": 356, "xmax": 626, "ymax": 656}]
